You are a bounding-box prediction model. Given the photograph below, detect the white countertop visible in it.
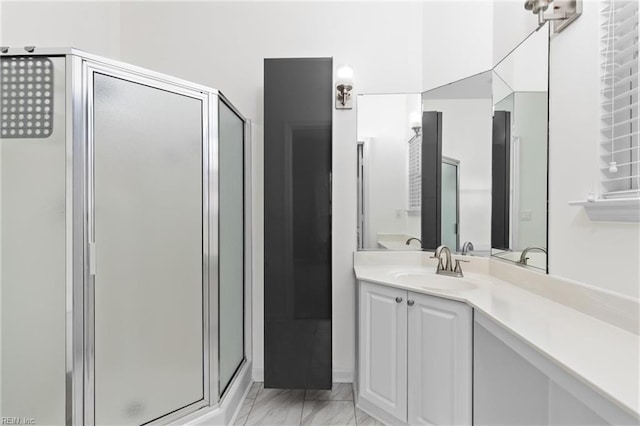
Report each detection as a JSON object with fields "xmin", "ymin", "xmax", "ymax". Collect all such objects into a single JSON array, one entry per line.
[{"xmin": 353, "ymin": 251, "xmax": 640, "ymax": 420}]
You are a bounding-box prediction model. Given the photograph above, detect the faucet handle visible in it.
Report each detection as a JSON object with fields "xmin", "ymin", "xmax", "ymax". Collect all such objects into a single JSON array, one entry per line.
[
  {"xmin": 431, "ymin": 246, "xmax": 451, "ymax": 272},
  {"xmin": 430, "ymin": 252, "xmax": 445, "ymax": 271},
  {"xmin": 453, "ymin": 259, "xmax": 469, "ymax": 273},
  {"xmin": 435, "ymin": 258, "xmax": 445, "ymax": 271}
]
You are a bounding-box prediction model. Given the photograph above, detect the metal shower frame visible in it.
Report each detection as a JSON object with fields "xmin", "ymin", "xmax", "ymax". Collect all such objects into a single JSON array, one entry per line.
[{"xmin": 0, "ymin": 47, "xmax": 253, "ymax": 426}]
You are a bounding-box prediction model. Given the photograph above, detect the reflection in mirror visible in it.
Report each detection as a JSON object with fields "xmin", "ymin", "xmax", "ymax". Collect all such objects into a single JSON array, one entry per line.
[
  {"xmin": 422, "ymin": 71, "xmax": 493, "ymax": 255},
  {"xmin": 491, "ymin": 25, "xmax": 549, "ymax": 271},
  {"xmin": 355, "ymin": 72, "xmax": 495, "ymax": 256},
  {"xmin": 356, "ymin": 94, "xmax": 423, "ymax": 250},
  {"xmin": 356, "ymin": 26, "xmax": 549, "ymax": 265}
]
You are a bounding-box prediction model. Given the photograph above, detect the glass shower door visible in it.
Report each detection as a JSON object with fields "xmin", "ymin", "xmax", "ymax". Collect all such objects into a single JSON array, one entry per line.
[
  {"xmin": 91, "ymin": 70, "xmax": 207, "ymax": 425},
  {"xmin": 218, "ymin": 99, "xmax": 245, "ymax": 394}
]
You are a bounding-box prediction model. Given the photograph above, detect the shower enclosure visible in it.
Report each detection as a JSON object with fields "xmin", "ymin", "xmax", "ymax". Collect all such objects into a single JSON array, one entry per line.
[{"xmin": 0, "ymin": 48, "xmax": 250, "ymax": 425}]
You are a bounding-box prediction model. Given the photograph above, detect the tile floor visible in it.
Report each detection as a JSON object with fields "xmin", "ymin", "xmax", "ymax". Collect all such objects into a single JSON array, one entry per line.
[{"xmin": 234, "ymin": 382, "xmax": 384, "ymax": 426}]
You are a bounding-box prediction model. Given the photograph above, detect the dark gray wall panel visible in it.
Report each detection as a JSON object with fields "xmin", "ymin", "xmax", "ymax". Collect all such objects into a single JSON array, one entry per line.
[{"xmin": 264, "ymin": 58, "xmax": 332, "ymax": 390}]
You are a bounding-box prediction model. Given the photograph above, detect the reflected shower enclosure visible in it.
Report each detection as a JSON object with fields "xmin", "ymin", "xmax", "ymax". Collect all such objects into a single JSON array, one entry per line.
[{"xmin": 0, "ymin": 49, "xmax": 249, "ymax": 425}]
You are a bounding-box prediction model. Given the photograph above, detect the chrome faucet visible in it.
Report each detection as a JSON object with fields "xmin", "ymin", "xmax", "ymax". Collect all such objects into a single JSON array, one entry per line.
[
  {"xmin": 518, "ymin": 246, "xmax": 547, "ymax": 266},
  {"xmin": 431, "ymin": 245, "xmax": 468, "ymax": 278},
  {"xmin": 405, "ymin": 237, "xmax": 422, "ymax": 246},
  {"xmin": 461, "ymin": 241, "xmax": 474, "ymax": 255}
]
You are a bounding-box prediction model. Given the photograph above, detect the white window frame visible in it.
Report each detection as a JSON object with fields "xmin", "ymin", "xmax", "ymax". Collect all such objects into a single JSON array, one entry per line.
[{"xmin": 572, "ymin": 0, "xmax": 639, "ymax": 222}]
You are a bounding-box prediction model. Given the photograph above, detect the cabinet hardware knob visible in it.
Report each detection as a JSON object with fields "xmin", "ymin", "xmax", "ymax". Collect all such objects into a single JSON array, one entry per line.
[
  {"xmin": 407, "ymin": 300, "xmax": 415, "ymax": 306},
  {"xmin": 395, "ymin": 297, "xmax": 403, "ymax": 303}
]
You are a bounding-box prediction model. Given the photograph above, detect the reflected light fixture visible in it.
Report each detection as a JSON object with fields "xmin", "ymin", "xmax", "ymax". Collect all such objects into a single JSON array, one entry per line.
[
  {"xmin": 336, "ymin": 65, "xmax": 353, "ymax": 109},
  {"xmin": 524, "ymin": 0, "xmax": 582, "ymax": 33},
  {"xmin": 409, "ymin": 111, "xmax": 421, "ymax": 136}
]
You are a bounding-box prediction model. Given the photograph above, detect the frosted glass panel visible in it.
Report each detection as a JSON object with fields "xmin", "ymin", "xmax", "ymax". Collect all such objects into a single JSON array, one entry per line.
[
  {"xmin": 0, "ymin": 56, "xmax": 66, "ymax": 425},
  {"xmin": 442, "ymin": 162, "xmax": 458, "ymax": 251},
  {"xmin": 218, "ymin": 100, "xmax": 245, "ymax": 393},
  {"xmin": 93, "ymin": 74, "xmax": 204, "ymax": 425}
]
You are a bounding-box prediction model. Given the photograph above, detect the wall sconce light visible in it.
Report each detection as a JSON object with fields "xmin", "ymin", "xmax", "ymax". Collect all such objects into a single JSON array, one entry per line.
[
  {"xmin": 524, "ymin": 0, "xmax": 582, "ymax": 33},
  {"xmin": 336, "ymin": 65, "xmax": 353, "ymax": 110},
  {"xmin": 409, "ymin": 112, "xmax": 422, "ymax": 136}
]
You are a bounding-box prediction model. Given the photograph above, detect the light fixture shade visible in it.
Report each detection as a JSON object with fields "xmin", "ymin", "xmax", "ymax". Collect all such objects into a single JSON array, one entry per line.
[
  {"xmin": 336, "ymin": 64, "xmax": 353, "ymax": 109},
  {"xmin": 336, "ymin": 65, "xmax": 354, "ymax": 86},
  {"xmin": 409, "ymin": 111, "xmax": 421, "ymax": 130}
]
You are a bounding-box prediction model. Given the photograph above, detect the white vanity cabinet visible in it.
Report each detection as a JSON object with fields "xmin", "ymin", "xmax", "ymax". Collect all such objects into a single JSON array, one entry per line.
[
  {"xmin": 357, "ymin": 280, "xmax": 472, "ymax": 425},
  {"xmin": 358, "ymin": 280, "xmax": 408, "ymax": 422},
  {"xmin": 407, "ymin": 291, "xmax": 472, "ymax": 425}
]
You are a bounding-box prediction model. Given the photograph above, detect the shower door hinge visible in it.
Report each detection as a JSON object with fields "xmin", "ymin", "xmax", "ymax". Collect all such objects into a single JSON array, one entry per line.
[{"xmin": 89, "ymin": 242, "xmax": 97, "ymax": 276}]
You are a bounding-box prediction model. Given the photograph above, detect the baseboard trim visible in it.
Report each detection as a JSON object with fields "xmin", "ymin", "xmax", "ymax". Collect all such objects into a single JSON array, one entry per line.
[
  {"xmin": 181, "ymin": 361, "xmax": 253, "ymax": 425},
  {"xmin": 251, "ymin": 367, "xmax": 354, "ymax": 384},
  {"xmin": 356, "ymin": 394, "xmax": 407, "ymax": 426},
  {"xmin": 252, "ymin": 367, "xmax": 264, "ymax": 382},
  {"xmin": 332, "ymin": 368, "xmax": 354, "ymax": 383}
]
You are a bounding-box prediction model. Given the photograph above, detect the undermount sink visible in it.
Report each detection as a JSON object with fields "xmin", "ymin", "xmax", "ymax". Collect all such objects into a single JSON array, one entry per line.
[{"xmin": 391, "ymin": 271, "xmax": 478, "ymax": 292}]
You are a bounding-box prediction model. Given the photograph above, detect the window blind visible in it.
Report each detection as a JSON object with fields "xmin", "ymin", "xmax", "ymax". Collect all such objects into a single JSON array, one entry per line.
[
  {"xmin": 408, "ymin": 135, "xmax": 421, "ymax": 210},
  {"xmin": 600, "ymin": 0, "xmax": 639, "ymax": 198}
]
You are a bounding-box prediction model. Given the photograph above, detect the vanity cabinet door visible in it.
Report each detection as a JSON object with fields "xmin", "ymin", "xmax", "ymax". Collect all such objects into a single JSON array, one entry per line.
[
  {"xmin": 407, "ymin": 292, "xmax": 472, "ymax": 426},
  {"xmin": 359, "ymin": 281, "xmax": 408, "ymax": 422}
]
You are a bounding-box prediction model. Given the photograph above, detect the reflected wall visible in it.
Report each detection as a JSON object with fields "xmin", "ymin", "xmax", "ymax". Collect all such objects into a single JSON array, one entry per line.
[
  {"xmin": 357, "ymin": 94, "xmax": 423, "ymax": 249},
  {"xmin": 422, "ymin": 82, "xmax": 493, "ymax": 253}
]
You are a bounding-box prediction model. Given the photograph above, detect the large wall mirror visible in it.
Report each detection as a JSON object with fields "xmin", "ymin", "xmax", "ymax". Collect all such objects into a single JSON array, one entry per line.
[
  {"xmin": 491, "ymin": 26, "xmax": 549, "ymax": 270},
  {"xmin": 356, "ymin": 24, "xmax": 549, "ymax": 272},
  {"xmin": 356, "ymin": 94, "xmax": 423, "ymax": 250}
]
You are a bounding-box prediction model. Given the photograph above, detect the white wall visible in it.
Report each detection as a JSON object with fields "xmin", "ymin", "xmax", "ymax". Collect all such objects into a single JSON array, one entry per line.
[
  {"xmin": 115, "ymin": 0, "xmax": 640, "ymax": 345},
  {"xmin": 422, "ymin": 98, "xmax": 493, "ymax": 251},
  {"xmin": 422, "ymin": 0, "xmax": 494, "ymax": 91},
  {"xmin": 0, "ymin": 1, "xmax": 121, "ymax": 58},
  {"xmin": 1, "ymin": 0, "xmax": 638, "ymax": 391},
  {"xmin": 116, "ymin": 1, "xmax": 425, "ymax": 380},
  {"xmin": 548, "ymin": 0, "xmax": 640, "ymax": 298},
  {"xmin": 2, "ymin": 0, "xmax": 424, "ymax": 383}
]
